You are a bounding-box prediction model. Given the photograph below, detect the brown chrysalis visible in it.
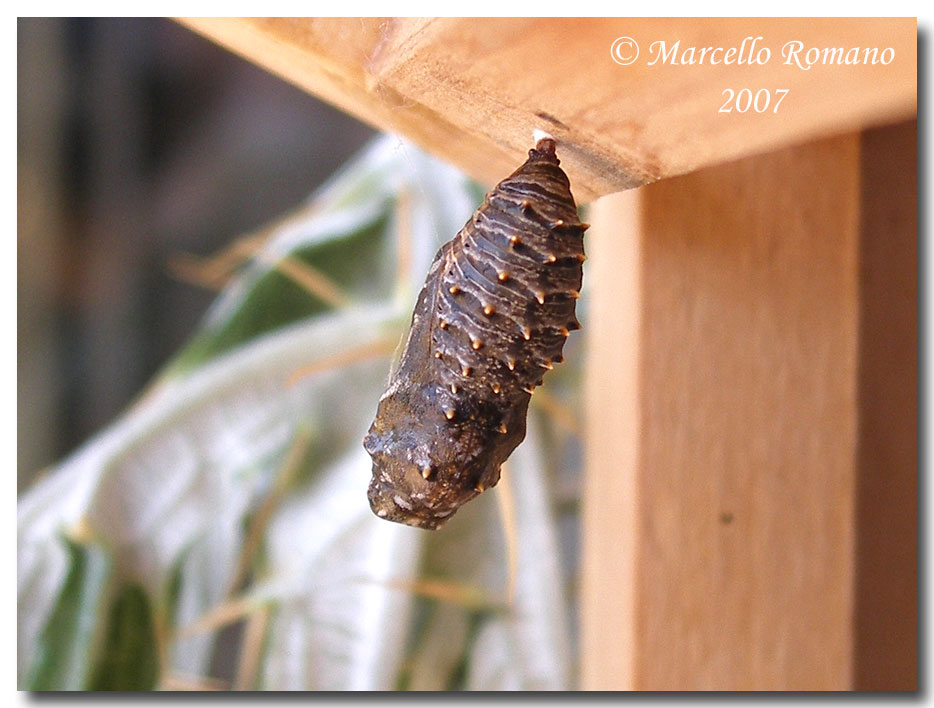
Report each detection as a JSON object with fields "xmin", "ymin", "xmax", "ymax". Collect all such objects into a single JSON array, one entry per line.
[{"xmin": 363, "ymin": 136, "xmax": 587, "ymax": 529}]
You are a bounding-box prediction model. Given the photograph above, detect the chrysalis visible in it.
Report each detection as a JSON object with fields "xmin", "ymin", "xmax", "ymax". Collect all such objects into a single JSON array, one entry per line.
[{"xmin": 363, "ymin": 136, "xmax": 587, "ymax": 529}]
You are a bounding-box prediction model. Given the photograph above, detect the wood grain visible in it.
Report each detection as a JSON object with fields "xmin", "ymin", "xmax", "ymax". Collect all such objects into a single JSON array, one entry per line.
[{"xmin": 177, "ymin": 17, "xmax": 916, "ymax": 201}]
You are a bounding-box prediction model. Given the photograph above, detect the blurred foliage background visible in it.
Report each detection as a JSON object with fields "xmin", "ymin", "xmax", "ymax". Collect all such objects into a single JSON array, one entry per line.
[
  {"xmin": 18, "ymin": 17, "xmax": 585, "ymax": 690},
  {"xmin": 18, "ymin": 17, "xmax": 375, "ymax": 488}
]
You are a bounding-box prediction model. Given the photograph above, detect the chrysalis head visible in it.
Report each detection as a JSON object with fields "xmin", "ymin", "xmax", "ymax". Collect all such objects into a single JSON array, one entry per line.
[{"xmin": 363, "ymin": 381, "xmax": 528, "ymax": 529}]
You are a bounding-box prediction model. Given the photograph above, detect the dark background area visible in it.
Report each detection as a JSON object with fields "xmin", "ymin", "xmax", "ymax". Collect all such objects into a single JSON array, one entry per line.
[{"xmin": 18, "ymin": 17, "xmax": 376, "ymax": 489}]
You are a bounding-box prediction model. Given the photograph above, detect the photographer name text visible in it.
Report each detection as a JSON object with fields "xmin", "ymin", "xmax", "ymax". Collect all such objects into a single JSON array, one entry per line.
[{"xmin": 645, "ymin": 36, "xmax": 894, "ymax": 71}]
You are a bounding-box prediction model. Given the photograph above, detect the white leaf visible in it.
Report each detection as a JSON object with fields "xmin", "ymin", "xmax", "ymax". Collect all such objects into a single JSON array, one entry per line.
[{"xmin": 258, "ymin": 451, "xmax": 423, "ymax": 690}]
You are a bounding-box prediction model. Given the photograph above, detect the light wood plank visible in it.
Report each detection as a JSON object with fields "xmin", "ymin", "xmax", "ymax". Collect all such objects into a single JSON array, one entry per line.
[
  {"xmin": 177, "ymin": 18, "xmax": 916, "ymax": 201},
  {"xmin": 584, "ymin": 132, "xmax": 864, "ymax": 690},
  {"xmin": 580, "ymin": 187, "xmax": 642, "ymax": 690}
]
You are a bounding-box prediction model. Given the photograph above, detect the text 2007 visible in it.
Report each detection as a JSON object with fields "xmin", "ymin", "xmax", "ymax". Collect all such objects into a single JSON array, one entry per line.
[{"xmin": 719, "ymin": 88, "xmax": 789, "ymax": 114}]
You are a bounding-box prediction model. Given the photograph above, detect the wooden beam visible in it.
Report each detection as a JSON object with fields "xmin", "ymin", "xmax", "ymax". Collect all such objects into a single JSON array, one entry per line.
[
  {"xmin": 177, "ymin": 18, "xmax": 916, "ymax": 201},
  {"xmin": 582, "ymin": 122, "xmax": 916, "ymax": 690}
]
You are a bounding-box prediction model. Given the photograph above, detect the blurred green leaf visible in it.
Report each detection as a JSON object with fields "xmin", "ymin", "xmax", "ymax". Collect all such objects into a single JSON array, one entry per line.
[
  {"xmin": 174, "ymin": 215, "xmax": 391, "ymax": 371},
  {"xmin": 25, "ymin": 538, "xmax": 111, "ymax": 690},
  {"xmin": 89, "ymin": 585, "xmax": 159, "ymax": 691}
]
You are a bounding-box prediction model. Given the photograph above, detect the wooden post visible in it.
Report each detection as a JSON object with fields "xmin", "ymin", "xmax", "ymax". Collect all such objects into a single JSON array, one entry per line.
[
  {"xmin": 853, "ymin": 121, "xmax": 918, "ymax": 690},
  {"xmin": 582, "ymin": 122, "xmax": 916, "ymax": 690}
]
